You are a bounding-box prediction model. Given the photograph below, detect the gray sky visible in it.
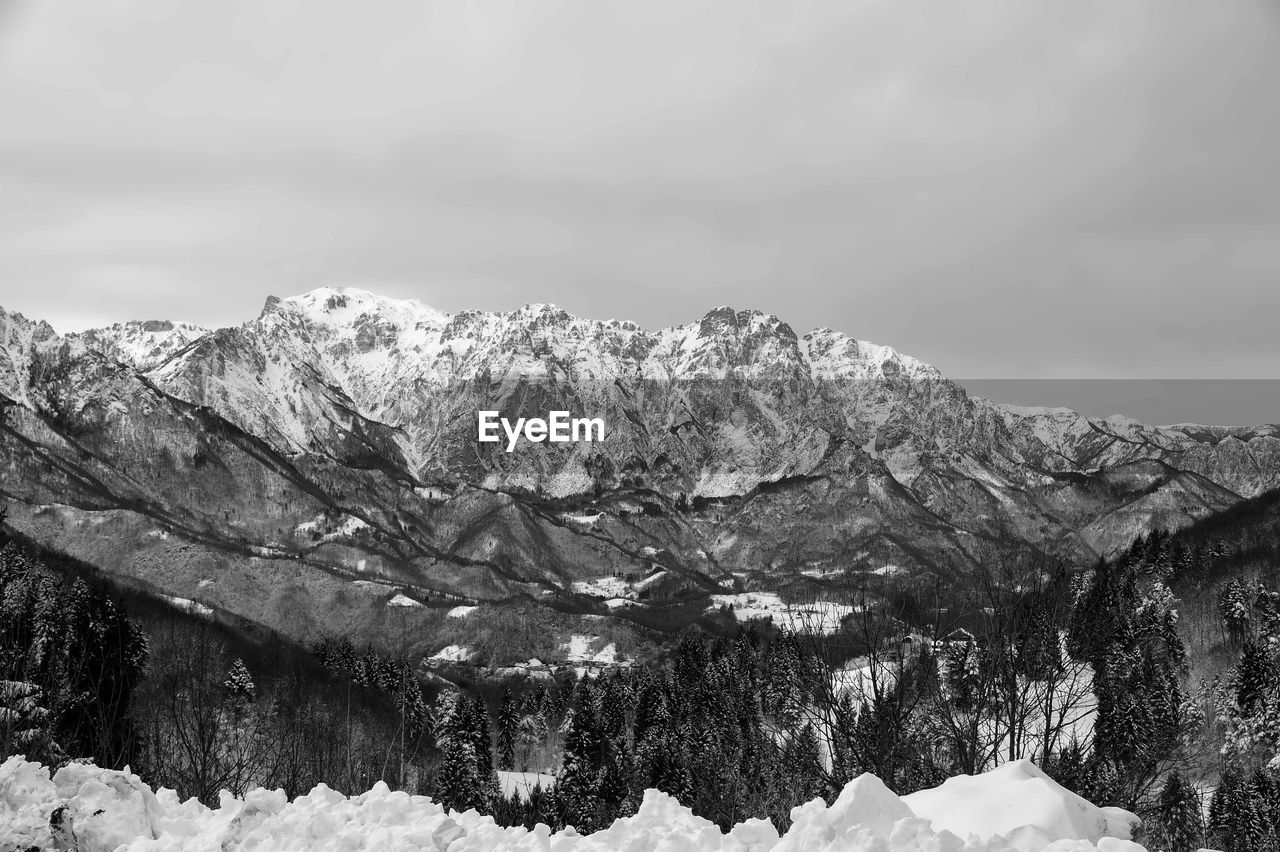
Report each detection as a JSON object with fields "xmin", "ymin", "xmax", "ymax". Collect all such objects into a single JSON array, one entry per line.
[{"xmin": 1, "ymin": 1, "xmax": 1279, "ymax": 398}]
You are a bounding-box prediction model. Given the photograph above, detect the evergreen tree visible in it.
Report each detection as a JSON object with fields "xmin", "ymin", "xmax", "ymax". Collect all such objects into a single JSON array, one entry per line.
[
  {"xmin": 529, "ymin": 781, "xmax": 560, "ymax": 830},
  {"xmin": 1219, "ymin": 580, "xmax": 1253, "ymax": 645},
  {"xmin": 1075, "ymin": 570, "xmax": 1187, "ymax": 806},
  {"xmin": 558, "ymin": 678, "xmax": 604, "ymax": 830},
  {"xmin": 594, "ymin": 739, "xmax": 631, "ymax": 827},
  {"xmin": 631, "ymin": 672, "xmax": 667, "ymax": 744},
  {"xmin": 0, "ymin": 680, "xmax": 65, "ymax": 766},
  {"xmin": 1154, "ymin": 772, "xmax": 1203, "ymax": 852},
  {"xmin": 222, "ymin": 658, "xmax": 256, "ymax": 705},
  {"xmin": 430, "ymin": 692, "xmax": 489, "ymax": 813},
  {"xmin": 398, "ymin": 667, "xmax": 431, "ymax": 741},
  {"xmin": 1249, "ymin": 768, "xmax": 1278, "ymax": 845},
  {"xmin": 465, "ymin": 694, "xmax": 500, "ymax": 805},
  {"xmin": 781, "ymin": 723, "xmax": 824, "ymax": 806},
  {"xmin": 1209, "ymin": 769, "xmax": 1266, "ymax": 852},
  {"xmin": 497, "ymin": 687, "xmax": 518, "ymax": 772},
  {"xmin": 463, "ymin": 694, "xmax": 493, "ymax": 776},
  {"xmin": 1067, "ymin": 558, "xmax": 1138, "ymax": 664},
  {"xmin": 1235, "ymin": 638, "xmax": 1276, "ymax": 717},
  {"xmin": 1255, "ymin": 589, "xmax": 1280, "ymax": 639},
  {"xmin": 598, "ymin": 671, "xmax": 628, "ymax": 743},
  {"xmin": 331, "ymin": 637, "xmax": 356, "ymax": 675},
  {"xmin": 634, "ymin": 689, "xmax": 691, "ymax": 805},
  {"xmin": 0, "ymin": 543, "xmax": 148, "ymax": 769}
]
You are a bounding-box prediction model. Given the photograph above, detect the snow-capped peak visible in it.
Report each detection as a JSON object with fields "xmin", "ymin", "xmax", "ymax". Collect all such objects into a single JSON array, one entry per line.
[
  {"xmin": 801, "ymin": 328, "xmax": 941, "ymax": 382},
  {"xmin": 995, "ymin": 403, "xmax": 1078, "ymax": 418},
  {"xmin": 73, "ymin": 320, "xmax": 209, "ymax": 370},
  {"xmin": 281, "ymin": 287, "xmax": 450, "ymax": 330}
]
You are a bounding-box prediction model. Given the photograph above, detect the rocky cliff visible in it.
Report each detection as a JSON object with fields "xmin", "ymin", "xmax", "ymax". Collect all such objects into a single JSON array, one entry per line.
[{"xmin": 1, "ymin": 288, "xmax": 1275, "ymax": 650}]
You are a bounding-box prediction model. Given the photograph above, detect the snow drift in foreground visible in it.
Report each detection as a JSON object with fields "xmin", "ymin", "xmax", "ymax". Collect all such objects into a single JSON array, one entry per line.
[{"xmin": 0, "ymin": 755, "xmax": 1145, "ymax": 852}]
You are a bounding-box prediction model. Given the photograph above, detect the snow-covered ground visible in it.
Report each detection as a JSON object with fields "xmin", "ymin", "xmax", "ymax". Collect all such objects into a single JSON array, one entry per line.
[
  {"xmin": 430, "ymin": 645, "xmax": 475, "ymax": 663},
  {"xmin": 560, "ymin": 512, "xmax": 603, "ymax": 528},
  {"xmin": 294, "ymin": 513, "xmax": 369, "ymax": 541},
  {"xmin": 496, "ymin": 770, "xmax": 556, "ymax": 802},
  {"xmin": 572, "ymin": 576, "xmax": 631, "ymax": 598},
  {"xmin": 159, "ymin": 595, "xmax": 213, "ymax": 617},
  {"xmin": 634, "ymin": 570, "xmax": 667, "ymax": 590},
  {"xmin": 0, "ymin": 755, "xmax": 1146, "ymax": 851},
  {"xmin": 903, "ymin": 761, "xmax": 1135, "ymax": 851},
  {"xmin": 829, "ymin": 642, "xmax": 1096, "ymax": 773},
  {"xmin": 561, "ymin": 635, "xmax": 619, "ymax": 665},
  {"xmin": 572, "ymin": 570, "xmax": 666, "ymax": 604},
  {"xmin": 710, "ymin": 592, "xmax": 856, "ymax": 634}
]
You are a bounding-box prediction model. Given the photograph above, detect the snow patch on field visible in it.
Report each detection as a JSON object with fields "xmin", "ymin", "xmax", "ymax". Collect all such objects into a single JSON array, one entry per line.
[
  {"xmin": 710, "ymin": 592, "xmax": 855, "ymax": 634},
  {"xmin": 294, "ymin": 513, "xmax": 369, "ymax": 540},
  {"xmin": 635, "ymin": 570, "xmax": 668, "ymax": 589},
  {"xmin": 830, "ymin": 641, "xmax": 1096, "ymax": 769},
  {"xmin": 572, "ymin": 576, "xmax": 630, "ymax": 598},
  {"xmin": 497, "ymin": 770, "xmax": 556, "ymax": 801},
  {"xmin": 0, "ymin": 754, "xmax": 1143, "ymax": 851},
  {"xmin": 429, "ymin": 644, "xmax": 474, "ymax": 662},
  {"xmin": 561, "ymin": 512, "xmax": 603, "ymax": 527},
  {"xmin": 574, "ymin": 571, "xmax": 665, "ymax": 604},
  {"xmin": 800, "ymin": 566, "xmax": 839, "ymax": 579},
  {"xmin": 160, "ymin": 595, "xmax": 213, "ymax": 617},
  {"xmin": 414, "ymin": 485, "xmax": 452, "ymax": 501},
  {"xmin": 561, "ymin": 635, "xmax": 620, "ymax": 665},
  {"xmin": 562, "ymin": 634, "xmax": 594, "ymax": 661},
  {"xmin": 831, "ymin": 659, "xmax": 900, "ymax": 698}
]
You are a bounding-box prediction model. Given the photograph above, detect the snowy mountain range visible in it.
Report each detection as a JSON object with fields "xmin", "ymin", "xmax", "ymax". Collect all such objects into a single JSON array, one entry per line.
[{"xmin": 1, "ymin": 287, "xmax": 1277, "ymax": 650}]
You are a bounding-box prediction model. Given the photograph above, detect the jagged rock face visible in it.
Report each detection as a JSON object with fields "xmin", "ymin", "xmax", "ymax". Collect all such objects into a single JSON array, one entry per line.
[{"xmin": 1, "ymin": 290, "xmax": 1278, "ymax": 648}]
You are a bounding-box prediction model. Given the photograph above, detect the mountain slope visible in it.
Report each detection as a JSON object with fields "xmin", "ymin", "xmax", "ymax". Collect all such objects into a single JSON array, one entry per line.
[{"xmin": 1, "ymin": 289, "xmax": 1276, "ymax": 651}]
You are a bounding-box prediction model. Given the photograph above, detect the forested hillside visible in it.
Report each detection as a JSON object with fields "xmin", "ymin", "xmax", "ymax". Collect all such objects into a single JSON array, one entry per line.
[{"xmin": 8, "ymin": 496, "xmax": 1280, "ymax": 851}]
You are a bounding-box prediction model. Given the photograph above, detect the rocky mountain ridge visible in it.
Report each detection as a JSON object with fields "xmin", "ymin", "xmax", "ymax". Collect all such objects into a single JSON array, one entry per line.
[{"xmin": 1, "ymin": 288, "xmax": 1276, "ymax": 652}]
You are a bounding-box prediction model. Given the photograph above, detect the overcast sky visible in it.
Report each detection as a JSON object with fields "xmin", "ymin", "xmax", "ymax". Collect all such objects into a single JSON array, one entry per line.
[{"xmin": 1, "ymin": 1, "xmax": 1278, "ymax": 400}]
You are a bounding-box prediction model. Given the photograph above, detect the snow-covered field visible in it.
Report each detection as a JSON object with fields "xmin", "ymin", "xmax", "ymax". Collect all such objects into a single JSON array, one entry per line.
[
  {"xmin": 159, "ymin": 595, "xmax": 213, "ymax": 617},
  {"xmin": 571, "ymin": 570, "xmax": 666, "ymax": 604},
  {"xmin": 572, "ymin": 576, "xmax": 631, "ymax": 598},
  {"xmin": 294, "ymin": 513, "xmax": 369, "ymax": 541},
  {"xmin": 829, "ymin": 643, "xmax": 1096, "ymax": 773},
  {"xmin": 560, "ymin": 512, "xmax": 603, "ymax": 528},
  {"xmin": 0, "ymin": 755, "xmax": 1146, "ymax": 852},
  {"xmin": 562, "ymin": 634, "xmax": 621, "ymax": 666},
  {"xmin": 430, "ymin": 644, "xmax": 475, "ymax": 663},
  {"xmin": 710, "ymin": 592, "xmax": 856, "ymax": 634},
  {"xmin": 496, "ymin": 770, "xmax": 556, "ymax": 802}
]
